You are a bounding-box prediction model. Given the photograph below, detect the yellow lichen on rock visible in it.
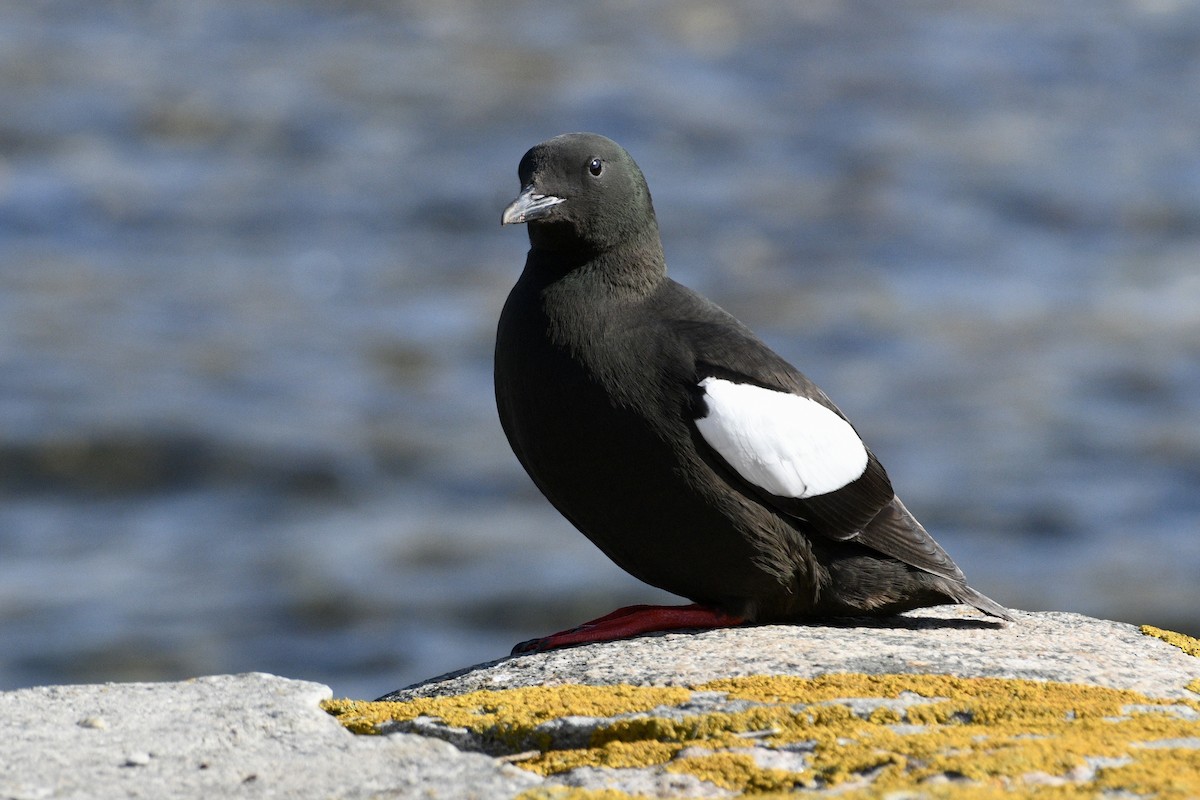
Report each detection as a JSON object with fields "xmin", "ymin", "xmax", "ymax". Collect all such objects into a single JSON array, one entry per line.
[
  {"xmin": 326, "ymin": 674, "xmax": 1200, "ymax": 797},
  {"xmin": 529, "ymin": 737, "xmax": 679, "ymax": 775},
  {"xmin": 1141, "ymin": 624, "xmax": 1200, "ymax": 658},
  {"xmin": 323, "ymin": 684, "xmax": 689, "ymax": 739},
  {"xmin": 664, "ymin": 751, "xmax": 802, "ymax": 793},
  {"xmin": 1093, "ymin": 748, "xmax": 1200, "ymax": 797},
  {"xmin": 516, "ymin": 788, "xmax": 649, "ymax": 800}
]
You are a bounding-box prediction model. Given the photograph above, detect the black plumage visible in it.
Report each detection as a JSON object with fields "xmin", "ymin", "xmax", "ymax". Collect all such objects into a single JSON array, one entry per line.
[{"xmin": 496, "ymin": 133, "xmax": 1011, "ymax": 650}]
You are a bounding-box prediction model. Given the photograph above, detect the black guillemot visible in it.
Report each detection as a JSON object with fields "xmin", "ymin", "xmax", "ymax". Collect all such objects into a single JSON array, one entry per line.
[{"xmin": 496, "ymin": 133, "xmax": 1012, "ymax": 654}]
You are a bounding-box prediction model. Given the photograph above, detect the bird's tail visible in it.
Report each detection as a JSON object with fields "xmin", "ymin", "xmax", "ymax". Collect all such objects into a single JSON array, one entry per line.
[{"xmin": 946, "ymin": 582, "xmax": 1016, "ymax": 622}]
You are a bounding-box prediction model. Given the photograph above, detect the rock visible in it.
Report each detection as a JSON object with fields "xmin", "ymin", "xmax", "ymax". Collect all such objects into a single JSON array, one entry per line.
[
  {"xmin": 3, "ymin": 611, "xmax": 1198, "ymax": 798},
  {"xmin": 0, "ymin": 672, "xmax": 538, "ymax": 799},
  {"xmin": 385, "ymin": 607, "xmax": 1200, "ymax": 699},
  {"xmin": 335, "ymin": 607, "xmax": 1200, "ymax": 797}
]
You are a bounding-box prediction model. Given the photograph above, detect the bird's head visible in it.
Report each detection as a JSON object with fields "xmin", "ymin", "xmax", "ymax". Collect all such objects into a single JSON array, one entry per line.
[{"xmin": 502, "ymin": 133, "xmax": 659, "ymax": 256}]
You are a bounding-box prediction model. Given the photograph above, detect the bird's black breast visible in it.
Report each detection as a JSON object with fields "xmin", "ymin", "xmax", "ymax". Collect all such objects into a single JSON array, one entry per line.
[{"xmin": 494, "ymin": 266, "xmax": 805, "ymax": 611}]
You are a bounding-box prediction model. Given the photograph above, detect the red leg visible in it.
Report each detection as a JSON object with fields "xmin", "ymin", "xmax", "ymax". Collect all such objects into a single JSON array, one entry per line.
[{"xmin": 511, "ymin": 603, "xmax": 746, "ymax": 654}]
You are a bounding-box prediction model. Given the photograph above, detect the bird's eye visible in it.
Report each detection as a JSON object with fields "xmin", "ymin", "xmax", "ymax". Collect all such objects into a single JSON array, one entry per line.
[{"xmin": 588, "ymin": 158, "xmax": 603, "ymax": 177}]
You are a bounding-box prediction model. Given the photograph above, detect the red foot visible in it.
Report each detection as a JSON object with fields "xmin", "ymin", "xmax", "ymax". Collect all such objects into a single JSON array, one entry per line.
[{"xmin": 511, "ymin": 603, "xmax": 746, "ymax": 655}]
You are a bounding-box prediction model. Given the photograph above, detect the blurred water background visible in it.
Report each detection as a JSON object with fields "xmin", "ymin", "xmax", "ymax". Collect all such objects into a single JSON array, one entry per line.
[{"xmin": 1, "ymin": 0, "xmax": 1198, "ymax": 699}]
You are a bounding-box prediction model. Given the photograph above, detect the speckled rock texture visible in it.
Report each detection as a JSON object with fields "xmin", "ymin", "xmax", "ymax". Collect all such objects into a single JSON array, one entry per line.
[
  {"xmin": 384, "ymin": 607, "xmax": 1200, "ymax": 701},
  {"xmin": 0, "ymin": 672, "xmax": 539, "ymax": 799},
  {"xmin": 337, "ymin": 607, "xmax": 1200, "ymax": 798},
  {"xmin": 4, "ymin": 610, "xmax": 1198, "ymax": 799}
]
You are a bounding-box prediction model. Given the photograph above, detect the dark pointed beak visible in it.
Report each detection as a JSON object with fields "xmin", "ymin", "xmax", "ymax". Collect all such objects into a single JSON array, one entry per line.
[{"xmin": 501, "ymin": 186, "xmax": 566, "ymax": 225}]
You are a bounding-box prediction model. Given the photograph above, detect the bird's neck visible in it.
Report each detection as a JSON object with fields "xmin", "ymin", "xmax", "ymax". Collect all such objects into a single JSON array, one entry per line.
[{"xmin": 526, "ymin": 226, "xmax": 667, "ymax": 296}]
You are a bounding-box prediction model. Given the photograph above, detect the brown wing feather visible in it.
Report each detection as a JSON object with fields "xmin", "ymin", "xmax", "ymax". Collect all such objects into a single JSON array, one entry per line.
[{"xmin": 849, "ymin": 495, "xmax": 966, "ymax": 582}]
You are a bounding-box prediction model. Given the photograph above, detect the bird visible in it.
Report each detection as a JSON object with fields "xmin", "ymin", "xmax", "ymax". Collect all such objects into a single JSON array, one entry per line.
[{"xmin": 496, "ymin": 132, "xmax": 1012, "ymax": 654}]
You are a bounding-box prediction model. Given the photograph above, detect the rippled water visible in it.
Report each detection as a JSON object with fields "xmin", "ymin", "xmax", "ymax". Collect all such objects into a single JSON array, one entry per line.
[{"xmin": 2, "ymin": 1, "xmax": 1198, "ymax": 698}]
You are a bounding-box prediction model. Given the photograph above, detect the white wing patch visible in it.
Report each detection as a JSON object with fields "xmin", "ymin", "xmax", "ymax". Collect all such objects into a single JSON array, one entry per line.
[{"xmin": 694, "ymin": 377, "xmax": 868, "ymax": 499}]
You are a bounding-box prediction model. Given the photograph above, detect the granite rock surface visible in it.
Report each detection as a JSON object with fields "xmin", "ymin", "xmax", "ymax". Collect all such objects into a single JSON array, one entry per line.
[
  {"xmin": 384, "ymin": 607, "xmax": 1200, "ymax": 701},
  {"xmin": 351, "ymin": 608, "xmax": 1200, "ymax": 797},
  {"xmin": 5, "ymin": 609, "xmax": 1199, "ymax": 799},
  {"xmin": 0, "ymin": 672, "xmax": 538, "ymax": 799}
]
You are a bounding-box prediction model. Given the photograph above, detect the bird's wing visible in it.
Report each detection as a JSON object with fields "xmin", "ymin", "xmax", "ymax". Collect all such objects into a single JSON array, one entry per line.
[
  {"xmin": 661, "ymin": 284, "xmax": 964, "ymax": 579},
  {"xmin": 690, "ymin": 370, "xmax": 895, "ymax": 540},
  {"xmin": 855, "ymin": 496, "xmax": 966, "ymax": 581},
  {"xmin": 691, "ymin": 372, "xmax": 966, "ymax": 579}
]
